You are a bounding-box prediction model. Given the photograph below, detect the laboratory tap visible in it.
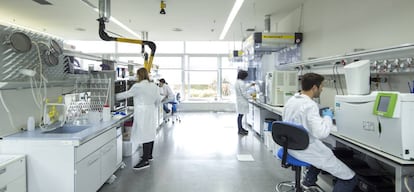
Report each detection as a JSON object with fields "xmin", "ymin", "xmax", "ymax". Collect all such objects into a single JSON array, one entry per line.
[
  {"xmin": 387, "ymin": 59, "xmax": 399, "ymax": 72},
  {"xmin": 400, "ymin": 58, "xmax": 413, "ymax": 72},
  {"xmin": 370, "ymin": 61, "xmax": 378, "ymax": 72},
  {"xmin": 376, "ymin": 60, "xmax": 387, "ymax": 72}
]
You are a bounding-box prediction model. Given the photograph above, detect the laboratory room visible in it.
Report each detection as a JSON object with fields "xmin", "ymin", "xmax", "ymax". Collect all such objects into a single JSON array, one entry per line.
[{"xmin": 1, "ymin": 1, "xmax": 414, "ymax": 192}]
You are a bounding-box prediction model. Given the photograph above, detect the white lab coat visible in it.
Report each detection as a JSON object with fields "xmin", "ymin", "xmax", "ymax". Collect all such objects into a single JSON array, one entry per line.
[
  {"xmin": 282, "ymin": 93, "xmax": 355, "ymax": 180},
  {"xmin": 116, "ymin": 80, "xmax": 161, "ymax": 151},
  {"xmin": 234, "ymin": 79, "xmax": 250, "ymax": 114},
  {"xmin": 160, "ymin": 84, "xmax": 175, "ymax": 103}
]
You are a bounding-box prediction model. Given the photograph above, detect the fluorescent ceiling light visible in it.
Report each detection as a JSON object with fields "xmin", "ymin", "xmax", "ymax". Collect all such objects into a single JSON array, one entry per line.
[
  {"xmin": 0, "ymin": 20, "xmax": 62, "ymax": 39},
  {"xmin": 219, "ymin": 0, "xmax": 244, "ymax": 40},
  {"xmin": 81, "ymin": 0, "xmax": 141, "ymax": 39},
  {"xmin": 0, "ymin": 82, "xmax": 8, "ymax": 89},
  {"xmin": 109, "ymin": 17, "xmax": 141, "ymax": 38}
]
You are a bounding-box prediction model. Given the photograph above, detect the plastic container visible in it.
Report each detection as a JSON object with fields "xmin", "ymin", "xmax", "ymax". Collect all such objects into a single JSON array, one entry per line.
[
  {"xmin": 344, "ymin": 60, "xmax": 370, "ymax": 95},
  {"xmin": 27, "ymin": 116, "xmax": 35, "ymax": 131},
  {"xmin": 263, "ymin": 118, "xmax": 276, "ymax": 150},
  {"xmin": 264, "ymin": 118, "xmax": 276, "ymax": 131},
  {"xmin": 102, "ymin": 104, "xmax": 111, "ymax": 122}
]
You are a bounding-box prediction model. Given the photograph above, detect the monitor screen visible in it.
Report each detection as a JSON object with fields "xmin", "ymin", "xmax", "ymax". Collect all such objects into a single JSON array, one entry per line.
[{"xmin": 377, "ymin": 96, "xmax": 390, "ymax": 112}]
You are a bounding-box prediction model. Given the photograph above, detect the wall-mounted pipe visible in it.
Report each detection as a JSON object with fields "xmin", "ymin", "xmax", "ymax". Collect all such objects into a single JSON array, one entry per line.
[{"xmin": 97, "ymin": 18, "xmax": 156, "ymax": 71}]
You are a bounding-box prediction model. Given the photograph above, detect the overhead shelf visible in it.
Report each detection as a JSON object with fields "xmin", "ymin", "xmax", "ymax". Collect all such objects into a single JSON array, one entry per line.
[
  {"xmin": 115, "ymin": 60, "xmax": 143, "ymax": 67},
  {"xmin": 63, "ymin": 50, "xmax": 102, "ymax": 61}
]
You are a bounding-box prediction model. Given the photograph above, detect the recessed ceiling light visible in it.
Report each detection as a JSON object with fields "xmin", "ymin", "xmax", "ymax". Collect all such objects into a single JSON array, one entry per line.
[
  {"xmin": 75, "ymin": 28, "xmax": 86, "ymax": 31},
  {"xmin": 172, "ymin": 28, "xmax": 183, "ymax": 32}
]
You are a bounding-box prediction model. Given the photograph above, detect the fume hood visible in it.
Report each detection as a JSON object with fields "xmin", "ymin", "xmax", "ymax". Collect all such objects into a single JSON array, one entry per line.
[
  {"xmin": 243, "ymin": 32, "xmax": 303, "ymax": 57},
  {"xmin": 242, "ymin": 32, "xmax": 302, "ymax": 82}
]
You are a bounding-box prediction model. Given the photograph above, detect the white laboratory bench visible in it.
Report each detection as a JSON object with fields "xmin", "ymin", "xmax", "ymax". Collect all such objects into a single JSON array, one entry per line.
[
  {"xmin": 1, "ymin": 110, "xmax": 132, "ymax": 192},
  {"xmin": 247, "ymin": 100, "xmax": 283, "ymax": 136},
  {"xmin": 0, "ymin": 154, "xmax": 26, "ymax": 192},
  {"xmin": 330, "ymin": 132, "xmax": 414, "ymax": 192},
  {"xmin": 249, "ymin": 100, "xmax": 414, "ymax": 192}
]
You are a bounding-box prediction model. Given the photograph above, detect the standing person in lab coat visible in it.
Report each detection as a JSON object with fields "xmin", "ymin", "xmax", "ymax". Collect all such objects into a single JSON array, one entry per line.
[
  {"xmin": 159, "ymin": 78, "xmax": 175, "ymax": 113},
  {"xmin": 116, "ymin": 68, "xmax": 161, "ymax": 170},
  {"xmin": 234, "ymin": 70, "xmax": 250, "ymax": 135},
  {"xmin": 283, "ymin": 73, "xmax": 358, "ymax": 191}
]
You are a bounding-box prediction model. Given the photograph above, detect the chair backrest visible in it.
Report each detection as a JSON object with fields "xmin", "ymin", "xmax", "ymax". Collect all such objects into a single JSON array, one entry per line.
[
  {"xmin": 176, "ymin": 92, "xmax": 181, "ymax": 103},
  {"xmin": 272, "ymin": 121, "xmax": 309, "ymax": 168},
  {"xmin": 271, "ymin": 121, "xmax": 309, "ymax": 150}
]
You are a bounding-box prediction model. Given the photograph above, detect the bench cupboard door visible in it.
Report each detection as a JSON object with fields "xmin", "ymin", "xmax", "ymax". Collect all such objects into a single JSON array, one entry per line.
[
  {"xmin": 100, "ymin": 139, "xmax": 117, "ymax": 184},
  {"xmin": 75, "ymin": 150, "xmax": 101, "ymax": 192}
]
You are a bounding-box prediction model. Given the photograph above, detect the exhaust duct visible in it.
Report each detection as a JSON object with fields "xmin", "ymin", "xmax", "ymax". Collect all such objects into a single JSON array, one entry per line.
[{"xmin": 264, "ymin": 15, "xmax": 271, "ymax": 33}]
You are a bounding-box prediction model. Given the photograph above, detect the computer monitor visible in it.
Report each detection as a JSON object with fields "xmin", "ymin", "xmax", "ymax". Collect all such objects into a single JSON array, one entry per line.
[{"xmin": 373, "ymin": 92, "xmax": 398, "ymax": 118}]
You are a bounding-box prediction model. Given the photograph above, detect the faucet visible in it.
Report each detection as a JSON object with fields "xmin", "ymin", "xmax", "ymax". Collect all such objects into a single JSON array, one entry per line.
[
  {"xmin": 376, "ymin": 60, "xmax": 387, "ymax": 72},
  {"xmin": 387, "ymin": 59, "xmax": 399, "ymax": 72}
]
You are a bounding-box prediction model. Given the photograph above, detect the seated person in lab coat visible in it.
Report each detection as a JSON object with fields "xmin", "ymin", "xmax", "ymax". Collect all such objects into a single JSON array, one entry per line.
[
  {"xmin": 159, "ymin": 78, "xmax": 175, "ymax": 113},
  {"xmin": 282, "ymin": 73, "xmax": 358, "ymax": 191}
]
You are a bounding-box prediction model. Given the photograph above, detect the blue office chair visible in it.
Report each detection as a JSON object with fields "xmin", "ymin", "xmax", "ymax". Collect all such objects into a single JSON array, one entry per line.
[
  {"xmin": 166, "ymin": 93, "xmax": 181, "ymax": 124},
  {"xmin": 272, "ymin": 121, "xmax": 310, "ymax": 192}
]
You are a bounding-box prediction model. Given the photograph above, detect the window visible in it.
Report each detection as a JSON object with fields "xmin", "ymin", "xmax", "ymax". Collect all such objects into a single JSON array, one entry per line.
[
  {"xmin": 155, "ymin": 41, "xmax": 184, "ymax": 54},
  {"xmin": 65, "ymin": 40, "xmax": 115, "ymax": 53},
  {"xmin": 66, "ymin": 40, "xmax": 238, "ymax": 102},
  {"xmin": 221, "ymin": 57, "xmax": 237, "ymax": 100},
  {"xmin": 185, "ymin": 71, "xmax": 217, "ymax": 100},
  {"xmin": 184, "ymin": 56, "xmax": 218, "ymax": 100},
  {"xmin": 155, "ymin": 56, "xmax": 183, "ymax": 99},
  {"xmin": 117, "ymin": 42, "xmax": 141, "ymax": 54},
  {"xmin": 187, "ymin": 57, "xmax": 217, "ymax": 70},
  {"xmin": 117, "ymin": 57, "xmax": 144, "ymax": 64},
  {"xmin": 185, "ymin": 41, "xmax": 235, "ymax": 54}
]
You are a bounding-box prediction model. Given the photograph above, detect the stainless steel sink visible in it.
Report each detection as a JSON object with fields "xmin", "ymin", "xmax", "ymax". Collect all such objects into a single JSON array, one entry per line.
[{"xmin": 43, "ymin": 125, "xmax": 90, "ymax": 134}]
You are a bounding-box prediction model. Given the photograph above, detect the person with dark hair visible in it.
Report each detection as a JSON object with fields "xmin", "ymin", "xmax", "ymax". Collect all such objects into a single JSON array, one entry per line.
[
  {"xmin": 116, "ymin": 67, "xmax": 161, "ymax": 170},
  {"xmin": 282, "ymin": 73, "xmax": 358, "ymax": 191},
  {"xmin": 234, "ymin": 70, "xmax": 250, "ymax": 135},
  {"xmin": 159, "ymin": 78, "xmax": 175, "ymax": 113}
]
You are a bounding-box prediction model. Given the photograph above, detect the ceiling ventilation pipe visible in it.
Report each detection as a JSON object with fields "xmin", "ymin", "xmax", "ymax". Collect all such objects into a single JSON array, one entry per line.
[
  {"xmin": 141, "ymin": 31, "xmax": 149, "ymax": 66},
  {"xmin": 264, "ymin": 14, "xmax": 271, "ymax": 33},
  {"xmin": 97, "ymin": 0, "xmax": 156, "ymax": 71}
]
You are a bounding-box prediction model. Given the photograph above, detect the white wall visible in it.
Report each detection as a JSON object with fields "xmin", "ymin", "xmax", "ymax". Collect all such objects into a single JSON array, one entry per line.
[
  {"xmin": 277, "ymin": 0, "xmax": 414, "ymax": 59},
  {"xmin": 0, "ymin": 87, "xmax": 72, "ymax": 137},
  {"xmin": 273, "ymin": 0, "xmax": 414, "ymax": 108}
]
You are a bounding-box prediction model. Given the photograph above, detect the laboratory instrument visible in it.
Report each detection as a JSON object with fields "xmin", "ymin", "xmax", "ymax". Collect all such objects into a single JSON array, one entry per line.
[
  {"xmin": 265, "ymin": 70, "xmax": 298, "ymax": 106},
  {"xmin": 336, "ymin": 91, "xmax": 414, "ymax": 160},
  {"xmin": 344, "ymin": 60, "xmax": 370, "ymax": 95}
]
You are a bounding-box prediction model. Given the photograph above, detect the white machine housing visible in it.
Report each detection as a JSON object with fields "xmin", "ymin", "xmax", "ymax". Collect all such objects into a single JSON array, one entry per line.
[
  {"xmin": 335, "ymin": 93, "xmax": 380, "ymax": 150},
  {"xmin": 265, "ymin": 71, "xmax": 298, "ymax": 106},
  {"xmin": 375, "ymin": 92, "xmax": 414, "ymax": 160},
  {"xmin": 335, "ymin": 92, "xmax": 414, "ymax": 160}
]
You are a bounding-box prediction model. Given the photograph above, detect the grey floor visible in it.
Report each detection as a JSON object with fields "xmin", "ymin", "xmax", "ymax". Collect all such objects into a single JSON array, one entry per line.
[{"xmin": 98, "ymin": 112, "xmax": 293, "ymax": 192}]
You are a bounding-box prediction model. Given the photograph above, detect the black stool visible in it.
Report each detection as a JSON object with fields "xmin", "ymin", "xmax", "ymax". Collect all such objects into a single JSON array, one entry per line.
[{"xmin": 272, "ymin": 121, "xmax": 310, "ymax": 192}]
